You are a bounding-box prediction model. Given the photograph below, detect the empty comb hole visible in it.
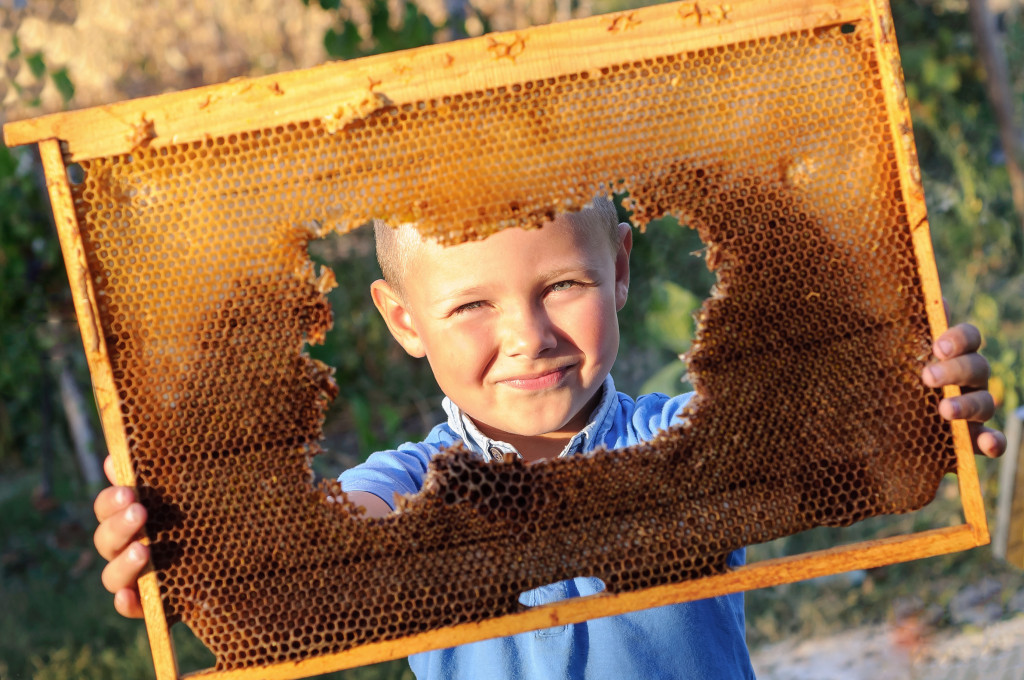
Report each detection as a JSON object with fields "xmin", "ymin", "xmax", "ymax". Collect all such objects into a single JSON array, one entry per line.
[{"xmin": 66, "ymin": 162, "xmax": 85, "ymax": 185}]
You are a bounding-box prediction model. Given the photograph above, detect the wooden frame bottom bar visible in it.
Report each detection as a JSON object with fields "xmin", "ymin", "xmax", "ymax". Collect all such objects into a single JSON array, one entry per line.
[{"xmin": 187, "ymin": 523, "xmax": 985, "ymax": 680}]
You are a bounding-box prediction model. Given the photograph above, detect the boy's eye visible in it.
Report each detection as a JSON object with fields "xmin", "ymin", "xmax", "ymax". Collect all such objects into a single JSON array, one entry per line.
[
  {"xmin": 452, "ymin": 300, "xmax": 485, "ymax": 315},
  {"xmin": 550, "ymin": 280, "xmax": 581, "ymax": 293}
]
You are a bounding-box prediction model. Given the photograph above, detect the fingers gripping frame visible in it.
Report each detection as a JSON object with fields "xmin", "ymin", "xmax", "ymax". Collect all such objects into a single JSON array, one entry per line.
[{"xmin": 8, "ymin": 1, "xmax": 987, "ymax": 679}]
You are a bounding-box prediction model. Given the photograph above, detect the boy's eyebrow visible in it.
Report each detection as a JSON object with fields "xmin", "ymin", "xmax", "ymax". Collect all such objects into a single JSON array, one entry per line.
[
  {"xmin": 536, "ymin": 264, "xmax": 604, "ymax": 282},
  {"xmin": 435, "ymin": 285, "xmax": 489, "ymax": 304}
]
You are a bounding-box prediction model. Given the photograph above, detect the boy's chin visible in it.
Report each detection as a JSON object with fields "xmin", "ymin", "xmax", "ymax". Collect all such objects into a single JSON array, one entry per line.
[
  {"xmin": 471, "ymin": 390, "xmax": 599, "ymax": 441},
  {"xmin": 492, "ymin": 413, "xmax": 580, "ymax": 439}
]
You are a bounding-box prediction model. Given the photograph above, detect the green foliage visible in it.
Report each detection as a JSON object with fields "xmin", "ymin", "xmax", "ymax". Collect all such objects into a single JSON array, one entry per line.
[
  {"xmin": 638, "ymin": 280, "xmax": 702, "ymax": 394},
  {"xmin": 613, "ymin": 209, "xmax": 716, "ymax": 396},
  {"xmin": 349, "ymin": 394, "xmax": 404, "ymax": 453},
  {"xmin": 306, "ymin": 231, "xmax": 442, "ymax": 467},
  {"xmin": 326, "ymin": 0, "xmax": 435, "ymax": 59},
  {"xmin": 644, "ymin": 280, "xmax": 702, "ymax": 356},
  {"xmin": 5, "ymin": 35, "xmax": 75, "ymax": 106},
  {"xmin": 315, "ymin": 0, "xmax": 492, "ymax": 61},
  {"xmin": 26, "ymin": 52, "xmax": 46, "ymax": 79},
  {"xmin": 306, "ymin": 0, "xmax": 343, "ymax": 9},
  {"xmin": 0, "ymin": 145, "xmax": 77, "ymax": 470},
  {"xmin": 50, "ymin": 68, "xmax": 75, "ymax": 103},
  {"xmin": 325, "ymin": 21, "xmax": 366, "ymax": 59},
  {"xmin": 1, "ymin": 27, "xmax": 79, "ymax": 471},
  {"xmin": 318, "ymin": 0, "xmax": 484, "ymax": 61}
]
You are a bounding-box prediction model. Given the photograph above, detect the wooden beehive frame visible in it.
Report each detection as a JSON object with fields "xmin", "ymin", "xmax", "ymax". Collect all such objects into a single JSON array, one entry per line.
[{"xmin": 5, "ymin": 1, "xmax": 989, "ymax": 679}]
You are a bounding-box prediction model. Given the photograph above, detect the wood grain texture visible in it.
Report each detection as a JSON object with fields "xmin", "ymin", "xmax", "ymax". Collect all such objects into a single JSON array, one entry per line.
[
  {"xmin": 39, "ymin": 139, "xmax": 180, "ymax": 679},
  {"xmin": 5, "ymin": 0, "xmax": 866, "ymax": 161},
  {"xmin": 868, "ymin": 0, "xmax": 988, "ymax": 542}
]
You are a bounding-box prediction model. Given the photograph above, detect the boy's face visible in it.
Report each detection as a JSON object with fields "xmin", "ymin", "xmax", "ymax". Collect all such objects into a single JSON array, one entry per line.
[{"xmin": 372, "ymin": 214, "xmax": 632, "ymax": 444}]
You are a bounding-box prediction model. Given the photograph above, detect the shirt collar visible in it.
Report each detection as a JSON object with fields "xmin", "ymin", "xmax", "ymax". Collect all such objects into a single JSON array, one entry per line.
[{"xmin": 442, "ymin": 375, "xmax": 617, "ymax": 462}]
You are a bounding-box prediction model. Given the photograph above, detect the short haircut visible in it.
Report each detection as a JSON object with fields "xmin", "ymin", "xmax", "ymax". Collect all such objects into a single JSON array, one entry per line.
[
  {"xmin": 373, "ymin": 220, "xmax": 417, "ymax": 296},
  {"xmin": 374, "ymin": 196, "xmax": 621, "ymax": 295}
]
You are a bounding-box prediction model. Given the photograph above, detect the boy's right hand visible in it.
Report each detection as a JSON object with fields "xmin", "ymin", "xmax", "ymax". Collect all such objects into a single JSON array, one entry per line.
[{"xmin": 93, "ymin": 455, "xmax": 149, "ymax": 619}]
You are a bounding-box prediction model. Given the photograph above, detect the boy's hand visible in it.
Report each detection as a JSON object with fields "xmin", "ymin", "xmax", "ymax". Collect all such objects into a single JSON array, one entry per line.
[
  {"xmin": 921, "ymin": 322, "xmax": 1006, "ymax": 458},
  {"xmin": 93, "ymin": 455, "xmax": 148, "ymax": 618}
]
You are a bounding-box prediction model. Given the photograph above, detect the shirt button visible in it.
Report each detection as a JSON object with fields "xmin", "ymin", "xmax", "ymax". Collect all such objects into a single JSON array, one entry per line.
[{"xmin": 489, "ymin": 446, "xmax": 504, "ymax": 461}]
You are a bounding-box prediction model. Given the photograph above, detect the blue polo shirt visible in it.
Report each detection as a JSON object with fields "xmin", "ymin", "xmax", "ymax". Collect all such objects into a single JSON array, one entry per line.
[{"xmin": 340, "ymin": 376, "xmax": 755, "ymax": 680}]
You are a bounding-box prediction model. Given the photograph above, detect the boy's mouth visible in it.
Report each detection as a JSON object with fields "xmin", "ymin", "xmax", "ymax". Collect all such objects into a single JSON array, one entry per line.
[{"xmin": 497, "ymin": 364, "xmax": 575, "ymax": 390}]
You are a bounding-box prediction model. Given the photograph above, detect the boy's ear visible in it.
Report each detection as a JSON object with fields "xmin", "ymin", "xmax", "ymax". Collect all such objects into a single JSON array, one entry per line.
[
  {"xmin": 370, "ymin": 279, "xmax": 426, "ymax": 358},
  {"xmin": 614, "ymin": 221, "xmax": 633, "ymax": 311}
]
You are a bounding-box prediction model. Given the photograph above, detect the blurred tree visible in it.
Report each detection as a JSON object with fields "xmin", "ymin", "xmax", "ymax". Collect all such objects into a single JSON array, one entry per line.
[
  {"xmin": 0, "ymin": 146, "xmax": 82, "ymax": 476},
  {"xmin": 306, "ymin": 0, "xmax": 488, "ymax": 60},
  {"xmin": 966, "ymin": 0, "xmax": 1024, "ymax": 238},
  {"xmin": 0, "ymin": 36, "xmax": 103, "ymax": 501},
  {"xmin": 893, "ymin": 0, "xmax": 1024, "ymax": 417}
]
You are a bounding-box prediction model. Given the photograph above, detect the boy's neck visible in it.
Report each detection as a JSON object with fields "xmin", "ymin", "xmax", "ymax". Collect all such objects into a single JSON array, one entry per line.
[{"xmin": 476, "ymin": 427, "xmax": 574, "ymax": 463}]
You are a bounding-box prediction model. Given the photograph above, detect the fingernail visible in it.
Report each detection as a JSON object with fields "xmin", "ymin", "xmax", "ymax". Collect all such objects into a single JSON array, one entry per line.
[
  {"xmin": 938, "ymin": 339, "xmax": 954, "ymax": 357},
  {"xmin": 115, "ymin": 488, "xmax": 130, "ymax": 506},
  {"xmin": 927, "ymin": 365, "xmax": 944, "ymax": 384},
  {"xmin": 129, "ymin": 543, "xmax": 144, "ymax": 562},
  {"xmin": 125, "ymin": 504, "xmax": 139, "ymax": 524}
]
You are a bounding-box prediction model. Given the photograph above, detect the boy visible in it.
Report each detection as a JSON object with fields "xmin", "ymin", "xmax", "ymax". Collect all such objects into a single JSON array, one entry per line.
[{"xmin": 95, "ymin": 198, "xmax": 1004, "ymax": 678}]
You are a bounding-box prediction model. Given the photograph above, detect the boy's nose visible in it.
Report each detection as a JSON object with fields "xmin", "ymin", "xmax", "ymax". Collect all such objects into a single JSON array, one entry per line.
[{"xmin": 501, "ymin": 305, "xmax": 557, "ymax": 358}]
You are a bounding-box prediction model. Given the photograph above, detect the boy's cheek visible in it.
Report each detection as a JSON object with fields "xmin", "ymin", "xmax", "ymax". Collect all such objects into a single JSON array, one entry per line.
[{"xmin": 429, "ymin": 336, "xmax": 491, "ymax": 384}]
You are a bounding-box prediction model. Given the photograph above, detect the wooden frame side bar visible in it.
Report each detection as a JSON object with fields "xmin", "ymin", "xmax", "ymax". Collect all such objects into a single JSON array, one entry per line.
[
  {"xmin": 867, "ymin": 0, "xmax": 988, "ymax": 542},
  {"xmin": 185, "ymin": 523, "xmax": 983, "ymax": 680},
  {"xmin": 5, "ymin": 0, "xmax": 865, "ymax": 161},
  {"xmin": 38, "ymin": 139, "xmax": 179, "ymax": 680}
]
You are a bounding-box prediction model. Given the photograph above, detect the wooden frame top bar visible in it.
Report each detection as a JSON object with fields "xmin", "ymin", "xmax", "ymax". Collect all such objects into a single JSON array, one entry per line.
[{"xmin": 4, "ymin": 0, "xmax": 863, "ymax": 160}]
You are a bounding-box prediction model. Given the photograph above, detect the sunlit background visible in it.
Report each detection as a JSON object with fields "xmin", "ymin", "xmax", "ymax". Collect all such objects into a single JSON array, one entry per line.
[{"xmin": 2, "ymin": 1, "xmax": 1023, "ymax": 678}]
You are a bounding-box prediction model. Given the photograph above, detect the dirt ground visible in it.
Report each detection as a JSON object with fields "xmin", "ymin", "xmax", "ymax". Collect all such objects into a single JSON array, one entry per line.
[{"xmin": 751, "ymin": 614, "xmax": 1024, "ymax": 680}]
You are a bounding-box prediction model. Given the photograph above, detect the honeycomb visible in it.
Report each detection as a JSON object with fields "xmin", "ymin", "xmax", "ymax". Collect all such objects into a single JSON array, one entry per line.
[{"xmin": 22, "ymin": 0, "xmax": 961, "ymax": 674}]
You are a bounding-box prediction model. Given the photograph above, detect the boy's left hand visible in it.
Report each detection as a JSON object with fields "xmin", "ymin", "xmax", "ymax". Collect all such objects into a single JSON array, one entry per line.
[{"xmin": 921, "ymin": 322, "xmax": 1006, "ymax": 458}]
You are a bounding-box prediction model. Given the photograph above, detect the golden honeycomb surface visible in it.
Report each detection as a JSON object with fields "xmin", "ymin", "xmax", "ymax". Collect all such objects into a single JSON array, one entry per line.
[{"xmin": 63, "ymin": 16, "xmax": 955, "ymax": 671}]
